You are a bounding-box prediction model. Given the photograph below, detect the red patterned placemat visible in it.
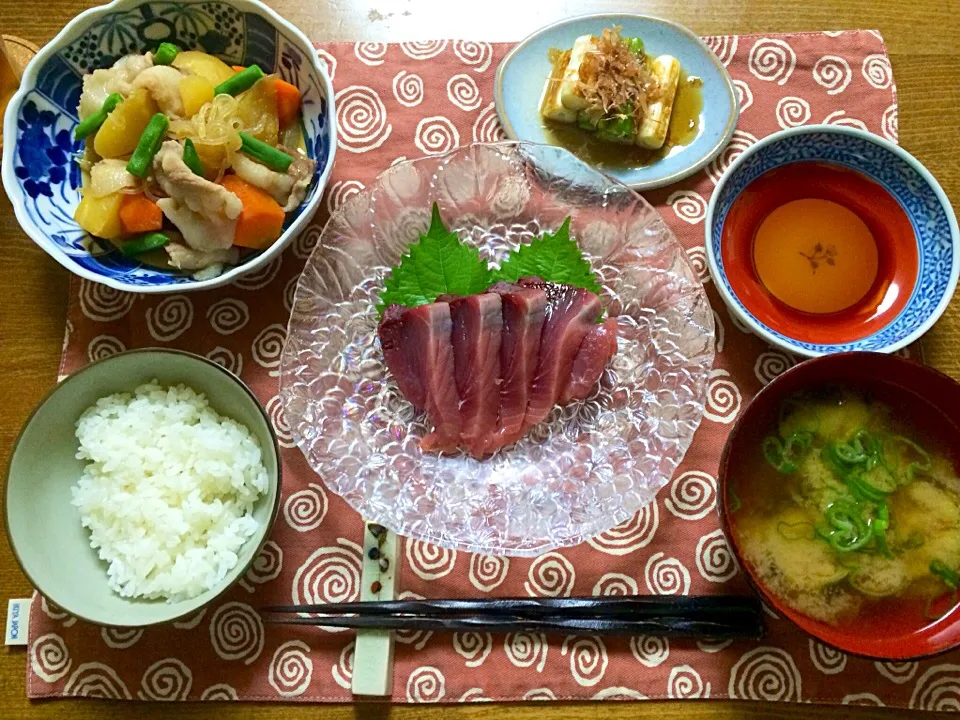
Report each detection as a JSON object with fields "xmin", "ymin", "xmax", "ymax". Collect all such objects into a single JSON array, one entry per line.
[{"xmin": 25, "ymin": 31, "xmax": 950, "ymax": 712}]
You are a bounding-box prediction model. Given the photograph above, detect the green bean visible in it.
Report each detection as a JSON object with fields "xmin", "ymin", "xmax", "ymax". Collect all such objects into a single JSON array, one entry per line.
[
  {"xmin": 238, "ymin": 131, "xmax": 292, "ymax": 173},
  {"xmin": 121, "ymin": 232, "xmax": 170, "ymax": 256},
  {"xmin": 182, "ymin": 138, "xmax": 204, "ymax": 177},
  {"xmin": 74, "ymin": 92, "xmax": 123, "ymax": 140},
  {"xmin": 153, "ymin": 42, "xmax": 179, "ymax": 65},
  {"xmin": 214, "ymin": 64, "xmax": 265, "ymax": 96},
  {"xmin": 126, "ymin": 113, "xmax": 169, "ymax": 179}
]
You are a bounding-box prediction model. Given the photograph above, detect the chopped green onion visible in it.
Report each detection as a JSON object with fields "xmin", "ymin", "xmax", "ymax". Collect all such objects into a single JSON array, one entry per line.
[
  {"xmin": 824, "ymin": 500, "xmax": 872, "ymax": 552},
  {"xmin": 931, "ymin": 559, "xmax": 960, "ymax": 590},
  {"xmin": 121, "ymin": 231, "xmax": 170, "ymax": 256},
  {"xmin": 182, "ymin": 138, "xmax": 204, "ymax": 177},
  {"xmin": 763, "ymin": 431, "xmax": 813, "ymax": 474},
  {"xmin": 153, "ymin": 42, "xmax": 180, "ymax": 65},
  {"xmin": 74, "ymin": 92, "xmax": 123, "ymax": 140},
  {"xmin": 126, "ymin": 113, "xmax": 169, "ymax": 179},
  {"xmin": 214, "ymin": 64, "xmax": 265, "ymax": 96},
  {"xmin": 238, "ymin": 131, "xmax": 292, "ymax": 172},
  {"xmin": 871, "ymin": 503, "xmax": 891, "ymax": 557},
  {"xmin": 624, "ymin": 37, "xmax": 645, "ymax": 56}
]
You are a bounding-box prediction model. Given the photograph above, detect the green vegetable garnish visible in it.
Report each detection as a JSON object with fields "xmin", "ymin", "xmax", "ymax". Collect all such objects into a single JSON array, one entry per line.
[
  {"xmin": 378, "ymin": 203, "xmax": 493, "ymax": 312},
  {"xmin": 871, "ymin": 502, "xmax": 891, "ymax": 557},
  {"xmin": 762, "ymin": 431, "xmax": 813, "ymax": 474},
  {"xmin": 823, "ymin": 499, "xmax": 872, "ymax": 552},
  {"xmin": 596, "ymin": 105, "xmax": 635, "ymax": 143},
  {"xmin": 931, "ymin": 559, "xmax": 960, "ymax": 590},
  {"xmin": 215, "ymin": 64, "xmax": 265, "ymax": 96},
  {"xmin": 74, "ymin": 93, "xmax": 123, "ymax": 140},
  {"xmin": 625, "ymin": 37, "xmax": 645, "ymax": 56},
  {"xmin": 121, "ymin": 231, "xmax": 170, "ymax": 256},
  {"xmin": 182, "ymin": 138, "xmax": 205, "ymax": 177},
  {"xmin": 126, "ymin": 113, "xmax": 169, "ymax": 178},
  {"xmin": 238, "ymin": 131, "xmax": 293, "ymax": 173},
  {"xmin": 153, "ymin": 42, "xmax": 180, "ymax": 65}
]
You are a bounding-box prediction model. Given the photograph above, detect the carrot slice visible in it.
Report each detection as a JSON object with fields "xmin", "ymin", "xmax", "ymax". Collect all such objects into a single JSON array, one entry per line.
[
  {"xmin": 232, "ymin": 65, "xmax": 246, "ymax": 73},
  {"xmin": 118, "ymin": 193, "xmax": 163, "ymax": 235},
  {"xmin": 220, "ymin": 174, "xmax": 285, "ymax": 249},
  {"xmin": 274, "ymin": 78, "xmax": 302, "ymax": 128}
]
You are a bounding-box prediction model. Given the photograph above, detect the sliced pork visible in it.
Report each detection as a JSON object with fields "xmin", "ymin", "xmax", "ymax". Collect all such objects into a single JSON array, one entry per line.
[
  {"xmin": 518, "ymin": 277, "xmax": 602, "ymax": 433},
  {"xmin": 486, "ymin": 281, "xmax": 547, "ymax": 448},
  {"xmin": 560, "ymin": 317, "xmax": 619, "ymax": 403}
]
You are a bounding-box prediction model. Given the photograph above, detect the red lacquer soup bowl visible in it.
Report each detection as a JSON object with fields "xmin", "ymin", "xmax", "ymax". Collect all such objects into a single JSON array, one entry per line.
[{"xmin": 719, "ymin": 352, "xmax": 960, "ymax": 660}]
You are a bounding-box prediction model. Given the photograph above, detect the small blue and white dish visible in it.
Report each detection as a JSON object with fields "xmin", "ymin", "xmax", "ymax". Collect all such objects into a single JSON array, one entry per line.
[
  {"xmin": 1, "ymin": 0, "xmax": 336, "ymax": 292},
  {"xmin": 494, "ymin": 13, "xmax": 739, "ymax": 192},
  {"xmin": 706, "ymin": 125, "xmax": 959, "ymax": 357}
]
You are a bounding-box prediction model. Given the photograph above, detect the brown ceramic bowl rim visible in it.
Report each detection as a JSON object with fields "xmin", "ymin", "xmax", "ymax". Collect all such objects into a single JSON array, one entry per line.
[
  {"xmin": 718, "ymin": 350, "xmax": 960, "ymax": 661},
  {"xmin": 3, "ymin": 348, "xmax": 283, "ymax": 628}
]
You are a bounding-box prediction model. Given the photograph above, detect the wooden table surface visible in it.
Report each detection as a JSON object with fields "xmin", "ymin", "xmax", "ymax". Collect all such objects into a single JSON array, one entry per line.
[{"xmin": 2, "ymin": 0, "xmax": 959, "ymax": 718}]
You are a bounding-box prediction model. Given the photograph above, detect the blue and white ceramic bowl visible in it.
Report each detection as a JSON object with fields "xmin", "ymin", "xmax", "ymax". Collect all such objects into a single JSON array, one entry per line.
[
  {"xmin": 705, "ymin": 125, "xmax": 959, "ymax": 357},
  {"xmin": 1, "ymin": 0, "xmax": 336, "ymax": 292}
]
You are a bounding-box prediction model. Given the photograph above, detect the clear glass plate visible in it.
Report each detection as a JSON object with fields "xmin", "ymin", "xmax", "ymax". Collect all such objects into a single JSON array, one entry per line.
[{"xmin": 280, "ymin": 142, "xmax": 714, "ymax": 556}]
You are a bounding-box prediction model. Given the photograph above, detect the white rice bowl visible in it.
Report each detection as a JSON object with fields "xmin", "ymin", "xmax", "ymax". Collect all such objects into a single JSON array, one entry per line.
[{"xmin": 71, "ymin": 381, "xmax": 268, "ymax": 602}]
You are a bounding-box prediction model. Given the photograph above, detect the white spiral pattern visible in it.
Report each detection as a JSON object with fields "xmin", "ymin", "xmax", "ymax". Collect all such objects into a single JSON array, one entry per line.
[
  {"xmin": 353, "ymin": 41, "xmax": 386, "ymax": 66},
  {"xmin": 332, "ymin": 641, "xmax": 354, "ymax": 689},
  {"xmin": 266, "ymin": 394, "xmax": 296, "ymax": 448},
  {"xmin": 813, "ymin": 55, "xmax": 852, "ymax": 94},
  {"xmin": 395, "ymin": 591, "xmax": 434, "ymax": 649},
  {"xmin": 876, "ymin": 660, "xmax": 918, "ymax": 684},
  {"xmin": 201, "ymin": 683, "xmax": 238, "ymax": 700},
  {"xmin": 862, "ymin": 53, "xmax": 893, "ymax": 89},
  {"xmin": 206, "ymin": 346, "xmax": 242, "ymax": 376},
  {"xmin": 100, "ymin": 627, "xmax": 142, "ymax": 649},
  {"xmin": 453, "ymin": 632, "xmax": 493, "ymax": 667},
  {"xmin": 713, "ymin": 309, "xmax": 725, "ymax": 353},
  {"xmin": 562, "ymin": 636, "xmax": 608, "ymax": 687},
  {"xmin": 668, "ymin": 190, "xmax": 707, "ymax": 225},
  {"xmin": 314, "ymin": 48, "xmax": 337, "ymax": 80},
  {"xmin": 391, "ymin": 70, "xmax": 423, "ymax": 108},
  {"xmin": 63, "ymin": 662, "xmax": 132, "ymax": 699},
  {"xmin": 293, "ymin": 224, "xmax": 321, "ymax": 260},
  {"xmin": 232, "ymin": 255, "xmax": 282, "ymax": 290},
  {"xmin": 733, "ymin": 78, "xmax": 753, "ymax": 111},
  {"xmin": 209, "ymin": 602, "xmax": 264, "ymax": 665},
  {"xmin": 505, "ymin": 632, "xmax": 548, "ymax": 672},
  {"xmin": 754, "ymin": 350, "xmax": 796, "ymax": 385},
  {"xmin": 473, "ymin": 102, "xmax": 505, "ymax": 142},
  {"xmin": 775, "ymin": 96, "xmax": 811, "ymax": 129},
  {"xmin": 644, "ymin": 552, "xmax": 691, "ymax": 595},
  {"xmin": 881, "ymin": 104, "xmax": 898, "ymax": 142},
  {"xmin": 245, "ymin": 540, "xmax": 283, "ymax": 587},
  {"xmin": 406, "ymin": 666, "xmax": 446, "ymax": 702},
  {"xmin": 400, "ymin": 40, "xmax": 448, "ymax": 60},
  {"xmin": 702, "ymin": 35, "xmax": 739, "ymax": 66},
  {"xmin": 138, "ymin": 658, "xmax": 192, "ymax": 701},
  {"xmin": 696, "ymin": 529, "xmax": 738, "ymax": 582},
  {"xmin": 669, "ymin": 665, "xmax": 710, "ymax": 698},
  {"xmin": 252, "ymin": 323, "xmax": 286, "ymax": 371},
  {"xmin": 809, "ymin": 639, "xmax": 847, "ymax": 675},
  {"xmin": 665, "ymin": 470, "xmax": 717, "ymax": 520},
  {"xmin": 911, "ymin": 664, "xmax": 960, "ymax": 710},
  {"xmin": 173, "ymin": 609, "xmax": 206, "ymax": 629},
  {"xmin": 284, "ymin": 483, "xmax": 328, "ymax": 532},
  {"xmin": 729, "ymin": 647, "xmax": 802, "ymax": 701},
  {"xmin": 414, "ymin": 115, "xmax": 460, "ymax": 155},
  {"xmin": 79, "ymin": 280, "xmax": 135, "ymax": 321},
  {"xmin": 698, "ymin": 638, "xmax": 734, "ymax": 653},
  {"xmin": 685, "ymin": 246, "xmax": 711, "ymax": 284},
  {"xmin": 843, "ymin": 692, "xmax": 885, "ymax": 706},
  {"xmin": 730, "ymin": 312, "xmax": 754, "ymax": 335},
  {"xmin": 146, "ymin": 295, "xmax": 193, "ymax": 342},
  {"xmin": 704, "ymin": 368, "xmax": 742, "ymax": 423},
  {"xmin": 206, "ymin": 298, "xmax": 249, "ymax": 335},
  {"xmin": 524, "ymin": 688, "xmax": 557, "ymax": 700},
  {"xmin": 587, "ymin": 503, "xmax": 659, "ymax": 555},
  {"xmin": 592, "ymin": 687, "xmax": 648, "ymax": 700},
  {"xmin": 631, "ymin": 635, "xmax": 669, "ymax": 667},
  {"xmin": 405, "ymin": 538, "xmax": 457, "ymax": 580},
  {"xmin": 469, "ymin": 553, "xmax": 510, "ymax": 592},
  {"xmin": 592, "ymin": 572, "xmax": 639, "ymax": 596},
  {"xmin": 40, "ymin": 597, "xmax": 76, "ymax": 627},
  {"xmin": 707, "ymin": 130, "xmax": 758, "ymax": 183},
  {"xmin": 335, "ymin": 85, "xmax": 392, "ymax": 153},
  {"xmin": 525, "ymin": 552, "xmax": 576, "ymax": 597},
  {"xmin": 87, "ymin": 334, "xmax": 125, "ymax": 362},
  {"xmin": 453, "ymin": 40, "xmax": 493, "ymax": 72},
  {"xmin": 748, "ymin": 38, "xmax": 796, "ymax": 85},
  {"xmin": 292, "ymin": 540, "xmax": 362, "ymax": 631},
  {"xmin": 269, "ymin": 640, "xmax": 313, "ymax": 697},
  {"xmin": 823, "ymin": 109, "xmax": 869, "ymax": 130},
  {"xmin": 30, "ymin": 633, "xmax": 71, "ymax": 682},
  {"xmin": 284, "ymin": 274, "xmax": 299, "ymax": 314},
  {"xmin": 446, "ymin": 73, "xmax": 481, "ymax": 111},
  {"xmin": 460, "ymin": 688, "xmax": 491, "ymax": 702}
]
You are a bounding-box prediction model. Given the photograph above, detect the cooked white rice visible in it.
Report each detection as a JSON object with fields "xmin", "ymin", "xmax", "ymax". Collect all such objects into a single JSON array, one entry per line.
[{"xmin": 72, "ymin": 381, "xmax": 268, "ymax": 602}]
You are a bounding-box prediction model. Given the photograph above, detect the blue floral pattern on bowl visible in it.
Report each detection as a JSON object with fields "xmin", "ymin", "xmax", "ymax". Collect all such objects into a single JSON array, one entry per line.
[
  {"xmin": 2, "ymin": 0, "xmax": 335, "ymax": 291},
  {"xmin": 707, "ymin": 126, "xmax": 959, "ymax": 356}
]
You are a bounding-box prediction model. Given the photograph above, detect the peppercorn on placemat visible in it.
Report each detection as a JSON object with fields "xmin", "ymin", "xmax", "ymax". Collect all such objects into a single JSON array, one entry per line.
[{"xmin": 26, "ymin": 31, "xmax": 953, "ymax": 711}]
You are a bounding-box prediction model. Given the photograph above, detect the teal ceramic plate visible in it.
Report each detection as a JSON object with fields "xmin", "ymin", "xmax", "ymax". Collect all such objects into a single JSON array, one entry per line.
[{"xmin": 495, "ymin": 13, "xmax": 739, "ymax": 191}]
